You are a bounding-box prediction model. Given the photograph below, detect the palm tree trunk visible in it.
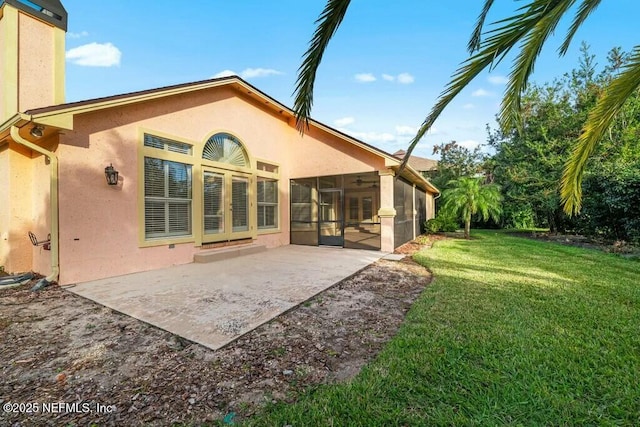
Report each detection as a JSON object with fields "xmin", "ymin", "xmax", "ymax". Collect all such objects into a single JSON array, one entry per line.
[{"xmin": 465, "ymin": 214, "xmax": 471, "ymax": 239}]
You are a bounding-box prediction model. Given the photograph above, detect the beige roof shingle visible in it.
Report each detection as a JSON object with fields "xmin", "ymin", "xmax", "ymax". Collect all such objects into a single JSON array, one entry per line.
[{"xmin": 392, "ymin": 150, "xmax": 438, "ymax": 172}]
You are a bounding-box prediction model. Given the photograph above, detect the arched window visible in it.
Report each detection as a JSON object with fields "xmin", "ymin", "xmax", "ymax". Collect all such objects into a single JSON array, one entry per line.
[{"xmin": 203, "ymin": 133, "xmax": 249, "ymax": 167}]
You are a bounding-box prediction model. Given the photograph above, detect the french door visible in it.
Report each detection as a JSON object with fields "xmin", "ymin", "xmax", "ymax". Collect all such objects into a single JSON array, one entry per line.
[{"xmin": 203, "ymin": 169, "xmax": 252, "ymax": 242}]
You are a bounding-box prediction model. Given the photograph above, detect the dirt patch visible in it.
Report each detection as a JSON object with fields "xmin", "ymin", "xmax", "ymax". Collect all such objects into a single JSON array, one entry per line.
[{"xmin": 0, "ymin": 242, "xmax": 432, "ymax": 426}]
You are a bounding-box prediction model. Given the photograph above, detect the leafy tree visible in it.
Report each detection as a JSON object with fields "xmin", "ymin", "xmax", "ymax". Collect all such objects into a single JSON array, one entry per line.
[
  {"xmin": 488, "ymin": 45, "xmax": 640, "ymax": 237},
  {"xmin": 429, "ymin": 141, "xmax": 486, "ymax": 191},
  {"xmin": 442, "ymin": 177, "xmax": 502, "ymax": 239},
  {"xmin": 487, "ymin": 79, "xmax": 580, "ymax": 231},
  {"xmin": 293, "ymin": 1, "xmax": 640, "ymax": 214}
]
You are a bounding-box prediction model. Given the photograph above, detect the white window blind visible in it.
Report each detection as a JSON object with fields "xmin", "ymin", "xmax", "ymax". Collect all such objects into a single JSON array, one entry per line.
[
  {"xmin": 258, "ymin": 178, "xmax": 278, "ymax": 229},
  {"xmin": 203, "ymin": 133, "xmax": 249, "ymax": 167},
  {"xmin": 204, "ymin": 172, "xmax": 224, "ymax": 234},
  {"xmin": 231, "ymin": 177, "xmax": 249, "ymax": 232},
  {"xmin": 144, "ymin": 157, "xmax": 192, "ymax": 238},
  {"xmin": 144, "ymin": 134, "xmax": 192, "ymax": 155}
]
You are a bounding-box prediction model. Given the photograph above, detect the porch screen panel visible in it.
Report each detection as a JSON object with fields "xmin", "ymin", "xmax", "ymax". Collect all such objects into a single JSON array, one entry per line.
[
  {"xmin": 344, "ymin": 187, "xmax": 381, "ymax": 250},
  {"xmin": 204, "ymin": 172, "xmax": 224, "ymax": 234},
  {"xmin": 231, "ymin": 177, "xmax": 249, "ymax": 232},
  {"xmin": 144, "ymin": 157, "xmax": 192, "ymax": 238},
  {"xmin": 415, "ymin": 188, "xmax": 427, "ymax": 235},
  {"xmin": 394, "ymin": 177, "xmax": 414, "ymax": 247},
  {"xmin": 290, "ymin": 178, "xmax": 318, "ymax": 246}
]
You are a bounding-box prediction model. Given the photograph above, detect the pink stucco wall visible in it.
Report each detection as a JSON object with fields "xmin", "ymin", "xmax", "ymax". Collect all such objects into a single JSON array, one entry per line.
[
  {"xmin": 30, "ymin": 139, "xmax": 54, "ymax": 276},
  {"xmin": 0, "ymin": 145, "xmax": 11, "ymax": 271},
  {"xmin": 17, "ymin": 12, "xmax": 56, "ymax": 113},
  {"xmin": 0, "ymin": 141, "xmax": 51, "ymax": 274},
  {"xmin": 56, "ymin": 86, "xmax": 390, "ymax": 284}
]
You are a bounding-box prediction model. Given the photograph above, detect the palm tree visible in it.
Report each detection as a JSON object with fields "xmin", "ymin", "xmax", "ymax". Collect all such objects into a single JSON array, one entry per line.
[
  {"xmin": 442, "ymin": 177, "xmax": 502, "ymax": 239},
  {"xmin": 294, "ymin": 0, "xmax": 639, "ymax": 215}
]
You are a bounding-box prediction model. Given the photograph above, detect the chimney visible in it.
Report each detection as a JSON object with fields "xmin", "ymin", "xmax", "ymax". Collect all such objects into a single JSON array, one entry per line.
[{"xmin": 0, "ymin": 0, "xmax": 68, "ymax": 122}]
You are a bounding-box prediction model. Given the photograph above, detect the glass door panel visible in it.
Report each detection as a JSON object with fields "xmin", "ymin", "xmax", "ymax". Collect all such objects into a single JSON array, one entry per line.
[
  {"xmin": 203, "ymin": 171, "xmax": 224, "ymax": 234},
  {"xmin": 319, "ymin": 189, "xmax": 343, "ymax": 246},
  {"xmin": 362, "ymin": 196, "xmax": 373, "ymax": 222},
  {"xmin": 231, "ymin": 176, "xmax": 249, "ymax": 233}
]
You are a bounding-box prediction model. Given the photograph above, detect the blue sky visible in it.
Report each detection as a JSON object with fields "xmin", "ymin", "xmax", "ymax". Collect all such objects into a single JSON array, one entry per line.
[{"xmin": 61, "ymin": 1, "xmax": 637, "ymax": 159}]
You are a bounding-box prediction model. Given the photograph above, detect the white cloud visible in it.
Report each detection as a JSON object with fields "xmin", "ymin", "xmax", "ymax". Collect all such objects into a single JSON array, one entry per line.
[
  {"xmin": 472, "ymin": 88, "xmax": 493, "ymax": 97},
  {"xmin": 212, "ymin": 69, "xmax": 237, "ymax": 78},
  {"xmin": 67, "ymin": 31, "xmax": 89, "ymax": 39},
  {"xmin": 458, "ymin": 139, "xmax": 480, "ymax": 149},
  {"xmin": 334, "ymin": 117, "xmax": 355, "ymax": 127},
  {"xmin": 212, "ymin": 68, "xmax": 282, "ymax": 79},
  {"xmin": 488, "ymin": 75, "xmax": 509, "ymax": 85},
  {"xmin": 240, "ymin": 68, "xmax": 283, "ymax": 78},
  {"xmin": 355, "ymin": 73, "xmax": 376, "ymax": 83},
  {"xmin": 463, "ymin": 103, "xmax": 475, "ymax": 109},
  {"xmin": 397, "ymin": 72, "xmax": 415, "ymax": 84},
  {"xmin": 66, "ymin": 42, "xmax": 121, "ymax": 67},
  {"xmin": 395, "ymin": 125, "xmax": 416, "ymax": 136},
  {"xmin": 382, "ymin": 74, "xmax": 395, "ymax": 82},
  {"xmin": 341, "ymin": 129, "xmax": 395, "ymax": 143}
]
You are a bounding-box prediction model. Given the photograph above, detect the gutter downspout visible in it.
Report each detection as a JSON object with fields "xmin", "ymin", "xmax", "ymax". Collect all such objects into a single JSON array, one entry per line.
[{"xmin": 10, "ymin": 126, "xmax": 59, "ymax": 286}]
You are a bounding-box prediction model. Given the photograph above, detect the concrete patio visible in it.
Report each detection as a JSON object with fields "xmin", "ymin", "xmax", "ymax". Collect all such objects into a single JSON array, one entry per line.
[{"xmin": 68, "ymin": 245, "xmax": 384, "ymax": 350}]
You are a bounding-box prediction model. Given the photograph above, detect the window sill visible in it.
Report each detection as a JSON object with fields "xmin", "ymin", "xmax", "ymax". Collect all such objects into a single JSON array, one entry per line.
[
  {"xmin": 257, "ymin": 228, "xmax": 281, "ymax": 235},
  {"xmin": 139, "ymin": 235, "xmax": 194, "ymax": 248}
]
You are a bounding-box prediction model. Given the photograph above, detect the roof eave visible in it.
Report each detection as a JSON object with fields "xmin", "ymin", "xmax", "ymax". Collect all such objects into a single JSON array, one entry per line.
[{"xmin": 0, "ymin": 113, "xmax": 31, "ymax": 145}]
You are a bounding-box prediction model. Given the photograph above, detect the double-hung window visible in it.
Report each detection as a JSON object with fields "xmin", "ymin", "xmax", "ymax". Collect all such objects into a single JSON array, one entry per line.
[
  {"xmin": 143, "ymin": 133, "xmax": 193, "ymax": 239},
  {"xmin": 257, "ymin": 178, "xmax": 278, "ymax": 229}
]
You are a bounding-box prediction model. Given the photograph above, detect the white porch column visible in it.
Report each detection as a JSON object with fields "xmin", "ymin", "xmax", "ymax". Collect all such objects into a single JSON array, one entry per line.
[{"xmin": 378, "ymin": 169, "xmax": 396, "ymax": 253}]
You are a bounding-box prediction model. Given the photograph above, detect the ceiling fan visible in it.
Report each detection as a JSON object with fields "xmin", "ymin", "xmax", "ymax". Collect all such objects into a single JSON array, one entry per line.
[{"xmin": 352, "ymin": 176, "xmax": 378, "ymax": 187}]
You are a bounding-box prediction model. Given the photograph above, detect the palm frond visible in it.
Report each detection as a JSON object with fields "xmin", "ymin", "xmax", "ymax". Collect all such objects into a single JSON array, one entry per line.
[
  {"xmin": 561, "ymin": 46, "xmax": 640, "ymax": 214},
  {"xmin": 293, "ymin": 0, "xmax": 351, "ymax": 133},
  {"xmin": 500, "ymin": 0, "xmax": 575, "ymax": 130},
  {"xmin": 468, "ymin": 0, "xmax": 495, "ymax": 53},
  {"xmin": 399, "ymin": 0, "xmax": 567, "ymax": 174},
  {"xmin": 559, "ymin": 0, "xmax": 602, "ymax": 56}
]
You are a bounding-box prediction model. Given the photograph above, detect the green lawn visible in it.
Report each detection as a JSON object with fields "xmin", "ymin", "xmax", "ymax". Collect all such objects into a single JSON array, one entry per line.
[{"xmin": 246, "ymin": 231, "xmax": 640, "ymax": 426}]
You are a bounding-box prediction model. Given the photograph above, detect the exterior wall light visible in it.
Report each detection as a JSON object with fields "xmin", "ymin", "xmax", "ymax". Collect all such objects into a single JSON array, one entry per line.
[
  {"xmin": 105, "ymin": 164, "xmax": 119, "ymax": 185},
  {"xmin": 30, "ymin": 125, "xmax": 44, "ymax": 138}
]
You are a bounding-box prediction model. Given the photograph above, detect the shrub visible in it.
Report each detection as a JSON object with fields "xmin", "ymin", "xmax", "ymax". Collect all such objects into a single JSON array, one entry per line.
[
  {"xmin": 575, "ymin": 162, "xmax": 640, "ymax": 244},
  {"xmin": 425, "ymin": 210, "xmax": 459, "ymax": 233},
  {"xmin": 426, "ymin": 218, "xmax": 440, "ymax": 233}
]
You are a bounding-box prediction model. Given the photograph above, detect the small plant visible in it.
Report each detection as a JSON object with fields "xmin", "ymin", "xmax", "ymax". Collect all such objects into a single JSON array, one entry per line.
[
  {"xmin": 325, "ymin": 348, "xmax": 338, "ymax": 357},
  {"xmin": 414, "ymin": 235, "xmax": 431, "ymax": 245},
  {"xmin": 85, "ymin": 323, "xmax": 96, "ymax": 330},
  {"xmin": 295, "ymin": 366, "xmax": 311, "ymax": 377},
  {"xmin": 271, "ymin": 347, "xmax": 286, "ymax": 357}
]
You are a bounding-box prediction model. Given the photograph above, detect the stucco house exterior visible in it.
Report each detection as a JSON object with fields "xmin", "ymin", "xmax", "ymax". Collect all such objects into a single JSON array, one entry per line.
[{"xmin": 0, "ymin": 0, "xmax": 438, "ymax": 285}]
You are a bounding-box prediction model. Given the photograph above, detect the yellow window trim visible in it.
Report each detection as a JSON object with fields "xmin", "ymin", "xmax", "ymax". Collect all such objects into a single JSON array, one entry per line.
[
  {"xmin": 138, "ymin": 128, "xmax": 198, "ymax": 247},
  {"xmin": 138, "ymin": 127, "xmax": 285, "ymax": 248}
]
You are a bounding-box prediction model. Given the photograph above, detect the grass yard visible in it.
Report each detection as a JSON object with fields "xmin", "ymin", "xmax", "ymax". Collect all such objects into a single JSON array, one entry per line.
[{"xmin": 246, "ymin": 231, "xmax": 640, "ymax": 426}]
